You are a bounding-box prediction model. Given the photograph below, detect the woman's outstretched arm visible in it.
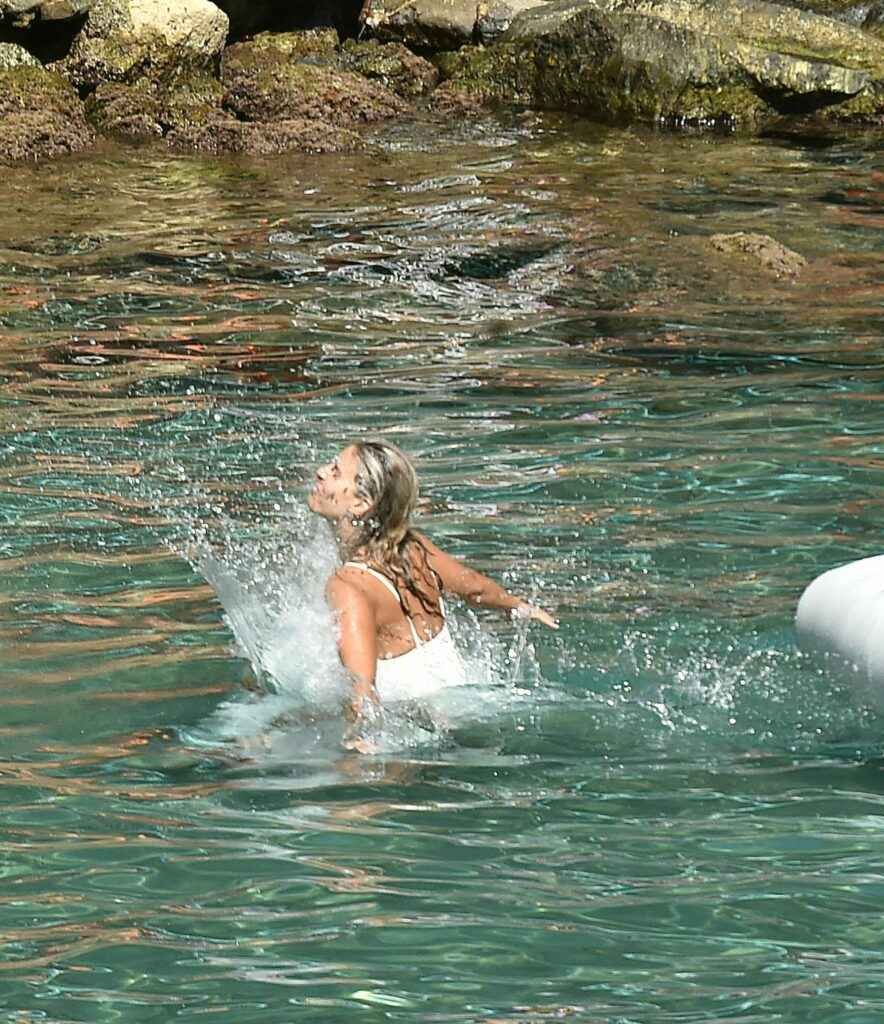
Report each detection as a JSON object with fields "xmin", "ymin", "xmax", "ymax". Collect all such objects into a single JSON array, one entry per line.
[{"xmin": 416, "ymin": 533, "xmax": 558, "ymax": 629}]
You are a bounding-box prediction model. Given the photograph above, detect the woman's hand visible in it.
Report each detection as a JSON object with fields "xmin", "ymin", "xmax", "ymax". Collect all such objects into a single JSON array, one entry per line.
[
  {"xmin": 513, "ymin": 601, "xmax": 559, "ymax": 630},
  {"xmin": 343, "ymin": 689, "xmax": 382, "ymax": 753}
]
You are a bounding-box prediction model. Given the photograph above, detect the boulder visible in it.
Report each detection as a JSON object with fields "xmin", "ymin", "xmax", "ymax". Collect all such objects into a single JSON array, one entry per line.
[
  {"xmin": 437, "ymin": 0, "xmax": 884, "ymax": 126},
  {"xmin": 0, "ymin": 62, "xmax": 94, "ymax": 160},
  {"xmin": 86, "ymin": 71, "xmax": 367, "ymax": 154},
  {"xmin": 221, "ymin": 34, "xmax": 407, "ymax": 125},
  {"xmin": 362, "ymin": 0, "xmax": 548, "ymax": 48},
  {"xmin": 430, "ymin": 78, "xmax": 490, "ymax": 112},
  {"xmin": 220, "ymin": 31, "xmax": 439, "ymax": 100},
  {"xmin": 59, "ymin": 0, "xmax": 229, "ymax": 90}
]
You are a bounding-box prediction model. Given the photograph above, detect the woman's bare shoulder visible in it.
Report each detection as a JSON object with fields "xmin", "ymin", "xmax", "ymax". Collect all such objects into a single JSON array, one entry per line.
[{"xmin": 326, "ymin": 569, "xmax": 371, "ymax": 608}]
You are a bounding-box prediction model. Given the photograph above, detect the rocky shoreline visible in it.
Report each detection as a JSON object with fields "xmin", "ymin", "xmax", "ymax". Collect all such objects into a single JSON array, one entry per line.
[{"xmin": 0, "ymin": 0, "xmax": 882, "ymax": 164}]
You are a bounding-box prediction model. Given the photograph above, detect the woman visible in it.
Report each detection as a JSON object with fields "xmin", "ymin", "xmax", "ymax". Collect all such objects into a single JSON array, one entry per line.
[{"xmin": 307, "ymin": 440, "xmax": 557, "ymax": 735}]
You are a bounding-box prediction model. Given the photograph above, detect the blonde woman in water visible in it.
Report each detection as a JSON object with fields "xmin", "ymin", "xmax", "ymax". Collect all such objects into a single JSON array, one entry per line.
[{"xmin": 307, "ymin": 441, "xmax": 557, "ymax": 738}]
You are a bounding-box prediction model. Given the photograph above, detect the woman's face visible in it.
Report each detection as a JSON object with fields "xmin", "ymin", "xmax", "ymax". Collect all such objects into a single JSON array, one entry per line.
[{"xmin": 308, "ymin": 446, "xmax": 370, "ymax": 521}]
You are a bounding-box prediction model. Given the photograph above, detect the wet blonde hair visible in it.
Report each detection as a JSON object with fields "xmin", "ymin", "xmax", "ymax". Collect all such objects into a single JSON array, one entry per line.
[{"xmin": 348, "ymin": 440, "xmax": 440, "ymax": 613}]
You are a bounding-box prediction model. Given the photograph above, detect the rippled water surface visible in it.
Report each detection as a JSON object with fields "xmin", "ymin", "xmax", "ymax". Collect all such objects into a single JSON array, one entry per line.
[{"xmin": 2, "ymin": 114, "xmax": 884, "ymax": 1023}]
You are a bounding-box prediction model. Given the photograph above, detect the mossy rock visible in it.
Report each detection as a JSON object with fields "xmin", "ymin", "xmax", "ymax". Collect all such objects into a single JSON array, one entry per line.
[
  {"xmin": 438, "ymin": 0, "xmax": 883, "ymax": 127},
  {"xmin": 429, "ymin": 78, "xmax": 493, "ymax": 114},
  {"xmin": 222, "ymin": 38, "xmax": 406, "ymax": 124},
  {"xmin": 434, "ymin": 44, "xmax": 539, "ymax": 106},
  {"xmin": 59, "ymin": 0, "xmax": 229, "ymax": 90},
  {"xmin": 0, "ymin": 64, "xmax": 85, "ymax": 116},
  {"xmin": 436, "ymin": 36, "xmax": 688, "ymax": 122},
  {"xmin": 0, "ymin": 63, "xmax": 94, "ymax": 161},
  {"xmin": 167, "ymin": 114, "xmax": 364, "ymax": 154},
  {"xmin": 658, "ymin": 82, "xmax": 768, "ymax": 125},
  {"xmin": 0, "ymin": 109, "xmax": 95, "ymax": 162},
  {"xmin": 59, "ymin": 31, "xmax": 210, "ymax": 89},
  {"xmin": 340, "ymin": 38, "xmax": 439, "ymax": 98},
  {"xmin": 234, "ymin": 28, "xmax": 339, "ymax": 60},
  {"xmin": 86, "ymin": 71, "xmax": 224, "ymax": 138}
]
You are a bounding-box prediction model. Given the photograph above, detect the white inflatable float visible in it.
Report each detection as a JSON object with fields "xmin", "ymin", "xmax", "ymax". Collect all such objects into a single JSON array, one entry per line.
[{"xmin": 795, "ymin": 554, "xmax": 884, "ymax": 685}]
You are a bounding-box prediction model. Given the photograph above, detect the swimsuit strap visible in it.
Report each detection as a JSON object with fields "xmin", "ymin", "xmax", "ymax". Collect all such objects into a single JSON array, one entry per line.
[{"xmin": 342, "ymin": 561, "xmax": 422, "ymax": 646}]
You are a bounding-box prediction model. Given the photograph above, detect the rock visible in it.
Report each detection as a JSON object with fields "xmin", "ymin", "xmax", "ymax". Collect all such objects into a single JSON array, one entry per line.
[
  {"xmin": 0, "ymin": 40, "xmax": 39, "ymax": 65},
  {"xmin": 0, "ymin": 108, "xmax": 93, "ymax": 158},
  {"xmin": 771, "ymin": 0, "xmax": 878, "ymax": 26},
  {"xmin": 815, "ymin": 79, "xmax": 884, "ymax": 119},
  {"xmin": 167, "ymin": 115, "xmax": 364, "ymax": 154},
  {"xmin": 361, "ymin": 0, "xmax": 478, "ymax": 49},
  {"xmin": 429, "ymin": 78, "xmax": 489, "ymax": 113},
  {"xmin": 221, "ymin": 31, "xmax": 439, "ymax": 101},
  {"xmin": 361, "ymin": 0, "xmax": 547, "ymax": 49},
  {"xmin": 0, "ymin": 61, "xmax": 85, "ymax": 115},
  {"xmin": 0, "ymin": 63, "xmax": 94, "ymax": 160},
  {"xmin": 38, "ymin": 0, "xmax": 91, "ymax": 18},
  {"xmin": 0, "ymin": 0, "xmax": 90, "ymax": 27},
  {"xmin": 475, "ymin": 0, "xmax": 548, "ymax": 43},
  {"xmin": 222, "ymin": 34, "xmax": 407, "ymax": 125},
  {"xmin": 85, "ymin": 70, "xmax": 223, "ymax": 138},
  {"xmin": 437, "ymin": 0, "xmax": 884, "ymax": 126},
  {"xmin": 340, "ymin": 38, "xmax": 439, "ymax": 98},
  {"xmin": 82, "ymin": 30, "xmax": 377, "ymax": 155},
  {"xmin": 709, "ymin": 232, "xmax": 806, "ymax": 277},
  {"xmin": 231, "ymin": 27, "xmax": 339, "ymax": 61},
  {"xmin": 59, "ymin": 0, "xmax": 229, "ymax": 90}
]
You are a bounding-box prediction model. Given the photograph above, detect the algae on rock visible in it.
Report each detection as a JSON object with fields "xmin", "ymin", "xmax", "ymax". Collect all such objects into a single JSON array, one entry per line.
[
  {"xmin": 340, "ymin": 38, "xmax": 439, "ymax": 98},
  {"xmin": 0, "ymin": 63, "xmax": 94, "ymax": 161},
  {"xmin": 710, "ymin": 232, "xmax": 807, "ymax": 277},
  {"xmin": 222, "ymin": 35, "xmax": 407, "ymax": 125},
  {"xmin": 85, "ymin": 70, "xmax": 224, "ymax": 138},
  {"xmin": 167, "ymin": 116, "xmax": 364, "ymax": 155}
]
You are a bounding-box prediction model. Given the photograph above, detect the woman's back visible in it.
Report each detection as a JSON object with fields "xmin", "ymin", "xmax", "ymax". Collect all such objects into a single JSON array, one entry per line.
[
  {"xmin": 339, "ymin": 542, "xmax": 464, "ymax": 701},
  {"xmin": 338, "ymin": 537, "xmax": 445, "ymax": 660}
]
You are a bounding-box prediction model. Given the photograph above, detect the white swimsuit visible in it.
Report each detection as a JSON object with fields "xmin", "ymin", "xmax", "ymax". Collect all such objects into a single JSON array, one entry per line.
[{"xmin": 343, "ymin": 561, "xmax": 465, "ymax": 703}]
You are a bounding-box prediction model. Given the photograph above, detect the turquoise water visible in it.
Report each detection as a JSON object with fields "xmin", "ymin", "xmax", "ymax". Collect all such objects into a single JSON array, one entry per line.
[{"xmin": 1, "ymin": 114, "xmax": 884, "ymax": 1022}]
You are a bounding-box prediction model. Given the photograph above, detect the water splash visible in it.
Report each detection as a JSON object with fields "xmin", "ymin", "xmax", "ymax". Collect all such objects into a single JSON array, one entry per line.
[{"xmin": 175, "ymin": 505, "xmax": 548, "ymax": 760}]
